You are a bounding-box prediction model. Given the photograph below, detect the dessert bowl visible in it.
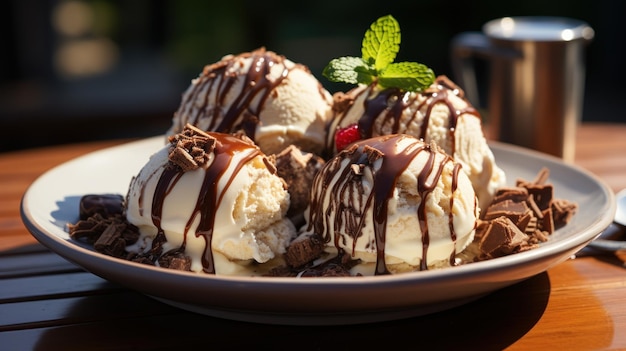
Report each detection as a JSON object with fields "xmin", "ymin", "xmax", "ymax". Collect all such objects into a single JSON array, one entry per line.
[{"xmin": 21, "ymin": 136, "xmax": 615, "ymax": 325}]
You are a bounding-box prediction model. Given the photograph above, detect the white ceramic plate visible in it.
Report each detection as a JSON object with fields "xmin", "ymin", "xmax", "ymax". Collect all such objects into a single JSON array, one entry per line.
[{"xmin": 21, "ymin": 137, "xmax": 615, "ymax": 325}]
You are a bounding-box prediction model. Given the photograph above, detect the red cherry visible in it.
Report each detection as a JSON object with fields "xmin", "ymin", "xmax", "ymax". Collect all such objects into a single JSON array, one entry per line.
[{"xmin": 335, "ymin": 123, "xmax": 361, "ymax": 151}]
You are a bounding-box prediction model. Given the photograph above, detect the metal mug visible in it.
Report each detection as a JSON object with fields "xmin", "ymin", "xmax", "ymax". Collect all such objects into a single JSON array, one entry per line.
[{"xmin": 451, "ymin": 16, "xmax": 594, "ymax": 161}]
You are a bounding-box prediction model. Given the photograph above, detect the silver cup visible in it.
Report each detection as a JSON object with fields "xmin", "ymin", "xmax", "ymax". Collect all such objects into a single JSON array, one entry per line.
[{"xmin": 451, "ymin": 16, "xmax": 594, "ymax": 161}]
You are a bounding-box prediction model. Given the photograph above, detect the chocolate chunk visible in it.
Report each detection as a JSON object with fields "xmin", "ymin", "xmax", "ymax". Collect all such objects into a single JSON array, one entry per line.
[
  {"xmin": 273, "ymin": 145, "xmax": 325, "ymax": 223},
  {"xmin": 492, "ymin": 187, "xmax": 529, "ymax": 203},
  {"xmin": 539, "ymin": 208, "xmax": 555, "ymax": 233},
  {"xmin": 516, "ymin": 211, "xmax": 534, "ymax": 234},
  {"xmin": 169, "ymin": 146, "xmax": 200, "ymax": 172},
  {"xmin": 158, "ymin": 251, "xmax": 192, "ymax": 271},
  {"xmin": 268, "ymin": 252, "xmax": 359, "ymax": 277},
  {"xmin": 147, "ymin": 232, "xmax": 167, "ymax": 258},
  {"xmin": 516, "ymin": 167, "xmax": 554, "ymax": 210},
  {"xmin": 68, "ymin": 214, "xmax": 108, "ymax": 244},
  {"xmin": 127, "ymin": 253, "xmax": 156, "ymax": 266},
  {"xmin": 523, "ymin": 184, "xmax": 554, "ymax": 211},
  {"xmin": 298, "ymin": 253, "xmax": 360, "ymax": 277},
  {"xmin": 483, "ymin": 199, "xmax": 530, "ymax": 222},
  {"xmin": 478, "ymin": 217, "xmax": 534, "ymax": 259},
  {"xmin": 94, "ymin": 222, "xmax": 128, "ymax": 258},
  {"xmin": 526, "ymin": 194, "xmax": 544, "ymax": 219},
  {"xmin": 475, "ymin": 168, "xmax": 577, "ymax": 260},
  {"xmin": 79, "ymin": 194, "xmax": 124, "ymax": 220},
  {"xmin": 284, "ymin": 233, "xmax": 325, "ymax": 268},
  {"xmin": 69, "ymin": 210, "xmax": 139, "ymax": 247},
  {"xmin": 298, "ymin": 262, "xmax": 353, "ymax": 277},
  {"xmin": 552, "ymin": 199, "xmax": 578, "ymax": 229},
  {"xmin": 265, "ymin": 265, "xmax": 297, "ymax": 277}
]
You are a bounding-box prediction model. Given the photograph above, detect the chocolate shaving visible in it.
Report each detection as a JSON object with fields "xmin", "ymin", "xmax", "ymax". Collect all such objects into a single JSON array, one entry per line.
[
  {"xmin": 526, "ymin": 194, "xmax": 544, "ymax": 219},
  {"xmin": 531, "ymin": 167, "xmax": 550, "ymax": 184},
  {"xmin": 167, "ymin": 123, "xmax": 217, "ymax": 171},
  {"xmin": 68, "ymin": 213, "xmax": 139, "ymax": 246}
]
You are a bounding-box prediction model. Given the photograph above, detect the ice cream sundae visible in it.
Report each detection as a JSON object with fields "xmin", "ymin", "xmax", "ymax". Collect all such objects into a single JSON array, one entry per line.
[{"xmin": 67, "ymin": 15, "xmax": 577, "ymax": 278}]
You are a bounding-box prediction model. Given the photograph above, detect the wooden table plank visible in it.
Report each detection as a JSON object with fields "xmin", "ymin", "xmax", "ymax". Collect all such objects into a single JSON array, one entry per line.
[
  {"xmin": 0, "ymin": 291, "xmax": 180, "ymax": 332},
  {"xmin": 0, "ymin": 251, "xmax": 81, "ymax": 279},
  {"xmin": 507, "ymin": 256, "xmax": 626, "ymax": 350},
  {"xmin": 0, "ymin": 272, "xmax": 121, "ymax": 303}
]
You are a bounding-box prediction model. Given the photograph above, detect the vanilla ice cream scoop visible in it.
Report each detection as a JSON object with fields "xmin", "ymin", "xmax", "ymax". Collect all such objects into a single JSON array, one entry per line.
[
  {"xmin": 327, "ymin": 75, "xmax": 505, "ymax": 209},
  {"xmin": 126, "ymin": 125, "xmax": 295, "ymax": 275},
  {"xmin": 304, "ymin": 134, "xmax": 479, "ymax": 275},
  {"xmin": 168, "ymin": 48, "xmax": 334, "ymax": 155}
]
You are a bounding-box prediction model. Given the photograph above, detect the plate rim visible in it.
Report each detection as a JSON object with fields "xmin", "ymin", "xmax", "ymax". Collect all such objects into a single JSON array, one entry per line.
[{"xmin": 19, "ymin": 136, "xmax": 616, "ymax": 324}]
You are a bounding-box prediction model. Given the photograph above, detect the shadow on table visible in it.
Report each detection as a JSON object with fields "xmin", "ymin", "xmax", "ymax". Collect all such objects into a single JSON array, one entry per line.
[{"xmin": 29, "ymin": 273, "xmax": 551, "ymax": 350}]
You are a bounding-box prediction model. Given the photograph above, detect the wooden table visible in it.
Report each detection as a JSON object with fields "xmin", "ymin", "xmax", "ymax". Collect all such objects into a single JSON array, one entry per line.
[{"xmin": 1, "ymin": 123, "xmax": 625, "ymax": 350}]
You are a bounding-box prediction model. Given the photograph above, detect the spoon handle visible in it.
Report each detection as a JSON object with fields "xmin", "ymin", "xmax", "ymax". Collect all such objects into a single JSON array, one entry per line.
[{"xmin": 586, "ymin": 222, "xmax": 626, "ymax": 252}]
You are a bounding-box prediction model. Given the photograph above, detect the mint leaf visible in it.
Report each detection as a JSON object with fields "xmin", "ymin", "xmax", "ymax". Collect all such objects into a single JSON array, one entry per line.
[
  {"xmin": 323, "ymin": 57, "xmax": 377, "ymax": 85},
  {"xmin": 322, "ymin": 14, "xmax": 436, "ymax": 92},
  {"xmin": 362, "ymin": 15, "xmax": 400, "ymax": 72},
  {"xmin": 378, "ymin": 62, "xmax": 435, "ymax": 92}
]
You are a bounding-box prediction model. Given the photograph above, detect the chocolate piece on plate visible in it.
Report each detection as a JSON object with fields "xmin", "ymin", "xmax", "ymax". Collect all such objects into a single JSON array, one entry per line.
[
  {"xmin": 284, "ymin": 233, "xmax": 325, "ymax": 268},
  {"xmin": 78, "ymin": 194, "xmax": 124, "ymax": 220},
  {"xmin": 477, "ymin": 217, "xmax": 534, "ymax": 259}
]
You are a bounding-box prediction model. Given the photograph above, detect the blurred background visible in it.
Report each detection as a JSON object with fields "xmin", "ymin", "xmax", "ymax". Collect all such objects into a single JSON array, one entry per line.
[{"xmin": 1, "ymin": 0, "xmax": 624, "ymax": 151}]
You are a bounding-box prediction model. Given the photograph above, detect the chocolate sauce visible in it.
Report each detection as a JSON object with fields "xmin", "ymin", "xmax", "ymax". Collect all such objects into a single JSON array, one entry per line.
[
  {"xmin": 144, "ymin": 133, "xmax": 262, "ymax": 274},
  {"xmin": 307, "ymin": 135, "xmax": 461, "ymax": 275},
  {"xmin": 449, "ymin": 163, "xmax": 463, "ymax": 242},
  {"xmin": 339, "ymin": 76, "xmax": 480, "ymax": 156},
  {"xmin": 358, "ymin": 88, "xmax": 403, "ymax": 138},
  {"xmin": 447, "ymin": 163, "xmax": 463, "ymax": 266}
]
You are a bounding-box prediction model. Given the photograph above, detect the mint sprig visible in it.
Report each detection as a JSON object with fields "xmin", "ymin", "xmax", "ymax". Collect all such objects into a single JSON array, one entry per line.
[{"xmin": 323, "ymin": 15, "xmax": 435, "ymax": 92}]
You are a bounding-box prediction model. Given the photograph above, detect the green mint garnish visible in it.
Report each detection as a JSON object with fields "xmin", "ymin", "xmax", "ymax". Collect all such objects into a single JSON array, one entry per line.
[{"xmin": 323, "ymin": 15, "xmax": 435, "ymax": 92}]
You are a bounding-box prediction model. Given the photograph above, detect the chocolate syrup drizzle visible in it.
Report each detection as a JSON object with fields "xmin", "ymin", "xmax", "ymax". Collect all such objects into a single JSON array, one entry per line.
[
  {"xmin": 143, "ymin": 133, "xmax": 262, "ymax": 274},
  {"xmin": 307, "ymin": 134, "xmax": 465, "ymax": 275},
  {"xmin": 335, "ymin": 76, "xmax": 480, "ymax": 155},
  {"xmin": 175, "ymin": 48, "xmax": 307, "ymax": 139}
]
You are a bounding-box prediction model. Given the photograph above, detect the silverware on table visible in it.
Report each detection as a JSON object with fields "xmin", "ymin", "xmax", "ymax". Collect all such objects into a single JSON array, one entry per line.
[{"xmin": 587, "ymin": 189, "xmax": 626, "ymax": 252}]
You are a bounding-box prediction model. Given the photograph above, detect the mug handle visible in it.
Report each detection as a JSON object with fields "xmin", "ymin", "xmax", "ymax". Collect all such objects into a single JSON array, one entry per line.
[{"xmin": 450, "ymin": 32, "xmax": 522, "ymax": 107}]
